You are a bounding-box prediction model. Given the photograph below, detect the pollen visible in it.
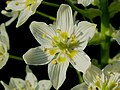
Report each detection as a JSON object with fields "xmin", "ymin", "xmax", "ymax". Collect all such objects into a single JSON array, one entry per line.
[
  {"xmin": 27, "ymin": 6, "xmax": 30, "ymax": 10},
  {"xmin": 42, "ymin": 33, "xmax": 46, "ymax": 39},
  {"xmin": 52, "ymin": 59, "xmax": 57, "ymax": 64},
  {"xmin": 58, "ymin": 56, "xmax": 66, "ymax": 63},
  {"xmin": 15, "ymin": 2, "xmax": 19, "ymax": 6},
  {"xmin": 68, "ymin": 50, "xmax": 77, "ymax": 59},
  {"xmin": 53, "ymin": 36, "xmax": 60, "ymax": 42},
  {"xmin": 49, "ymin": 49, "xmax": 57, "ymax": 55},
  {"xmin": 6, "ymin": 1, "xmax": 10, "ymax": 4},
  {"xmin": 60, "ymin": 32, "xmax": 68, "ymax": 39}
]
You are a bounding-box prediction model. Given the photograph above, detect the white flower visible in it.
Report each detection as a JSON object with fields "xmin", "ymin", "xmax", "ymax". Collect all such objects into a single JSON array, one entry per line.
[
  {"xmin": 113, "ymin": 30, "xmax": 120, "ymax": 45},
  {"xmin": 77, "ymin": 0, "xmax": 94, "ymax": 7},
  {"xmin": 0, "ymin": 23, "xmax": 9, "ymax": 69},
  {"xmin": 1, "ymin": 10, "xmax": 19, "ymax": 26},
  {"xmin": 71, "ymin": 61, "xmax": 120, "ymax": 90},
  {"xmin": 3, "ymin": 0, "xmax": 42, "ymax": 27},
  {"xmin": 1, "ymin": 66, "xmax": 52, "ymax": 90},
  {"xmin": 23, "ymin": 4, "xmax": 96, "ymax": 89}
]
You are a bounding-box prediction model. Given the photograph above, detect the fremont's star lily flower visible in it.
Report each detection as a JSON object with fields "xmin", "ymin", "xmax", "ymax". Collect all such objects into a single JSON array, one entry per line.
[
  {"xmin": 1, "ymin": 10, "xmax": 19, "ymax": 26},
  {"xmin": 23, "ymin": 4, "xmax": 96, "ymax": 89},
  {"xmin": 3, "ymin": 0, "xmax": 42, "ymax": 27},
  {"xmin": 0, "ymin": 23, "xmax": 9, "ymax": 69},
  {"xmin": 1, "ymin": 66, "xmax": 52, "ymax": 90},
  {"xmin": 71, "ymin": 61, "xmax": 120, "ymax": 90},
  {"xmin": 78, "ymin": 0, "xmax": 94, "ymax": 7}
]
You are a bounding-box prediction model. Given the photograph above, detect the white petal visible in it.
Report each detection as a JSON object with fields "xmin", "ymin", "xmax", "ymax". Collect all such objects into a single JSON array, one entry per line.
[
  {"xmin": 56, "ymin": 4, "xmax": 73, "ymax": 36},
  {"xmin": 23, "ymin": 46, "xmax": 54, "ymax": 65},
  {"xmin": 9, "ymin": 78, "xmax": 26, "ymax": 89},
  {"xmin": 0, "ymin": 52, "xmax": 9, "ymax": 69},
  {"xmin": 16, "ymin": 8, "xmax": 33, "ymax": 27},
  {"xmin": 30, "ymin": 0, "xmax": 43, "ymax": 13},
  {"xmin": 30, "ymin": 21, "xmax": 56, "ymax": 47},
  {"xmin": 48, "ymin": 60, "xmax": 69, "ymax": 89},
  {"xmin": 36, "ymin": 80, "xmax": 52, "ymax": 90},
  {"xmin": 25, "ymin": 66, "xmax": 37, "ymax": 89},
  {"xmin": 83, "ymin": 64, "xmax": 102, "ymax": 85},
  {"xmin": 103, "ymin": 61, "xmax": 120, "ymax": 79},
  {"xmin": 78, "ymin": 0, "xmax": 94, "ymax": 7},
  {"xmin": 71, "ymin": 83, "xmax": 88, "ymax": 90},
  {"xmin": 0, "ymin": 24, "xmax": 10, "ymax": 49},
  {"xmin": 1, "ymin": 10, "xmax": 19, "ymax": 26},
  {"xmin": 6, "ymin": 12, "xmax": 19, "ymax": 26},
  {"xmin": 75, "ymin": 21, "xmax": 96, "ymax": 50},
  {"xmin": 0, "ymin": 81, "xmax": 11, "ymax": 90},
  {"xmin": 70, "ymin": 51, "xmax": 91, "ymax": 73},
  {"xmin": 6, "ymin": 1, "xmax": 26, "ymax": 11}
]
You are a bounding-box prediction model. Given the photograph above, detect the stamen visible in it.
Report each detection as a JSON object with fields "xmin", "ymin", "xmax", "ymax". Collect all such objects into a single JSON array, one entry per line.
[
  {"xmin": 60, "ymin": 32, "xmax": 68, "ymax": 39},
  {"xmin": 48, "ymin": 49, "xmax": 57, "ymax": 55},
  {"xmin": 58, "ymin": 56, "xmax": 66, "ymax": 63},
  {"xmin": 68, "ymin": 50, "xmax": 77, "ymax": 59},
  {"xmin": 52, "ymin": 59, "xmax": 57, "ymax": 64}
]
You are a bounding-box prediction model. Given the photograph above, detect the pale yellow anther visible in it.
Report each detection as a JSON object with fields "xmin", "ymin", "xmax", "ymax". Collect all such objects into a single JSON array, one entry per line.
[
  {"xmin": 49, "ymin": 49, "xmax": 57, "ymax": 55},
  {"xmin": 27, "ymin": 6, "xmax": 30, "ymax": 10},
  {"xmin": 68, "ymin": 50, "xmax": 77, "ymax": 59},
  {"xmin": 42, "ymin": 33, "xmax": 46, "ymax": 39},
  {"xmin": 26, "ymin": 0, "xmax": 36, "ymax": 5},
  {"xmin": 15, "ymin": 2, "xmax": 19, "ymax": 5},
  {"xmin": 53, "ymin": 36, "xmax": 60, "ymax": 42},
  {"xmin": 52, "ymin": 59, "xmax": 57, "ymax": 64},
  {"xmin": 58, "ymin": 56, "xmax": 66, "ymax": 63},
  {"xmin": 60, "ymin": 32, "xmax": 68, "ymax": 39},
  {"xmin": 6, "ymin": 1, "xmax": 10, "ymax": 4}
]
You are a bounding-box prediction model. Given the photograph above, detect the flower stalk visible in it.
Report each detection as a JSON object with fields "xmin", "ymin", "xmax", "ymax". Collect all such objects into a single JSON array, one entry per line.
[
  {"xmin": 9, "ymin": 55, "xmax": 23, "ymax": 61},
  {"xmin": 36, "ymin": 11, "xmax": 56, "ymax": 21},
  {"xmin": 42, "ymin": 1, "xmax": 59, "ymax": 7},
  {"xmin": 100, "ymin": 0, "xmax": 110, "ymax": 66}
]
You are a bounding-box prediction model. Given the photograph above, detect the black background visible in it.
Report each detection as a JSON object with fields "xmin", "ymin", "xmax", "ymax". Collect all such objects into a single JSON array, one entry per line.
[{"xmin": 0, "ymin": 0, "xmax": 120, "ymax": 90}]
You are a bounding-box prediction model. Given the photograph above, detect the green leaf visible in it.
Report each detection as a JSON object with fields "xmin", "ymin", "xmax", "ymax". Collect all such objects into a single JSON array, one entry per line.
[
  {"xmin": 81, "ymin": 8, "xmax": 102, "ymax": 20},
  {"xmin": 109, "ymin": 1, "xmax": 120, "ymax": 18}
]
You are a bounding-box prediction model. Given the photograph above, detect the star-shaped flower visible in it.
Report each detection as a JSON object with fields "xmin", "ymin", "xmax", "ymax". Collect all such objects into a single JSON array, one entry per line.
[
  {"xmin": 23, "ymin": 4, "xmax": 96, "ymax": 89},
  {"xmin": 1, "ymin": 66, "xmax": 52, "ymax": 90},
  {"xmin": 71, "ymin": 61, "xmax": 120, "ymax": 90},
  {"xmin": 2, "ymin": 0, "xmax": 42, "ymax": 27},
  {"xmin": 0, "ymin": 23, "xmax": 9, "ymax": 69}
]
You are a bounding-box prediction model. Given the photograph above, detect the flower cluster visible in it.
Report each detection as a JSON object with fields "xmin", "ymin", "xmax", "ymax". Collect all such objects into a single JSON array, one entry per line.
[
  {"xmin": 0, "ymin": 24, "xmax": 9, "ymax": 69},
  {"xmin": 23, "ymin": 4, "xmax": 96, "ymax": 89},
  {"xmin": 1, "ymin": 0, "xmax": 42, "ymax": 27},
  {"xmin": 1, "ymin": 66, "xmax": 52, "ymax": 90},
  {"xmin": 0, "ymin": 0, "xmax": 120, "ymax": 90},
  {"xmin": 71, "ymin": 61, "xmax": 120, "ymax": 90}
]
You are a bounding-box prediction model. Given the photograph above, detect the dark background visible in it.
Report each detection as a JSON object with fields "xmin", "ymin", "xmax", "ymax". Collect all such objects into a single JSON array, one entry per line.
[{"xmin": 0, "ymin": 0, "xmax": 120, "ymax": 90}]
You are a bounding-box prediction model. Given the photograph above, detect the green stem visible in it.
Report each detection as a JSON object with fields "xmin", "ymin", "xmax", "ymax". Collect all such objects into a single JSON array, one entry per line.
[
  {"xmin": 65, "ymin": 0, "xmax": 85, "ymax": 14},
  {"xmin": 42, "ymin": 1, "xmax": 59, "ymax": 7},
  {"xmin": 9, "ymin": 55, "xmax": 23, "ymax": 61},
  {"xmin": 100, "ymin": 0, "xmax": 110, "ymax": 66},
  {"xmin": 36, "ymin": 11, "xmax": 56, "ymax": 21},
  {"xmin": 76, "ymin": 70, "xmax": 84, "ymax": 83}
]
